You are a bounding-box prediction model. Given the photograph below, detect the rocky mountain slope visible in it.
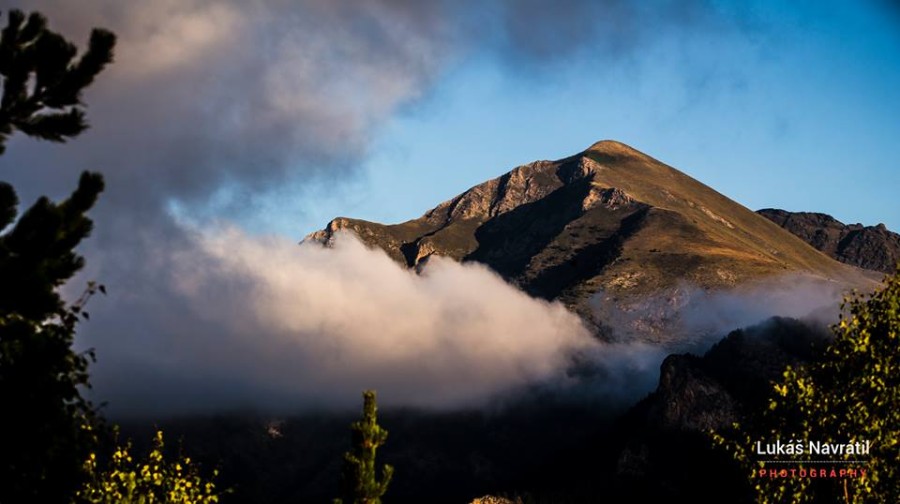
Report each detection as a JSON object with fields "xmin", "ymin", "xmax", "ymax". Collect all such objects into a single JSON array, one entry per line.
[
  {"xmin": 758, "ymin": 209, "xmax": 900, "ymax": 273},
  {"xmin": 607, "ymin": 316, "xmax": 832, "ymax": 503},
  {"xmin": 307, "ymin": 141, "xmax": 874, "ymax": 341}
]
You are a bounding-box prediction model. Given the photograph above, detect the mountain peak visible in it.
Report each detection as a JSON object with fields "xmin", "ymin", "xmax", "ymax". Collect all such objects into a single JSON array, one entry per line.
[
  {"xmin": 586, "ymin": 139, "xmax": 637, "ymax": 153},
  {"xmin": 584, "ymin": 139, "xmax": 651, "ymax": 160},
  {"xmin": 305, "ymin": 143, "xmax": 875, "ymax": 342}
]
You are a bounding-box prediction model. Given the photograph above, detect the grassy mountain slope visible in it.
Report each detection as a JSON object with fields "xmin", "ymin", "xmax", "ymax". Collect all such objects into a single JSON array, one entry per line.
[{"xmin": 306, "ymin": 141, "xmax": 875, "ymax": 339}]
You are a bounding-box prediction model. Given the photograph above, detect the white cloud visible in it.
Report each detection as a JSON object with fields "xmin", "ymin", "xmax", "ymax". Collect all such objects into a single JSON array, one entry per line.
[{"xmin": 85, "ymin": 229, "xmax": 596, "ymax": 415}]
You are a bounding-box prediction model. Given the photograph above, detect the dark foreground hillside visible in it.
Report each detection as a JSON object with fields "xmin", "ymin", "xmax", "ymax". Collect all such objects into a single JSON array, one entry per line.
[
  {"xmin": 119, "ymin": 316, "xmax": 830, "ymax": 503},
  {"xmin": 121, "ymin": 398, "xmax": 618, "ymax": 503}
]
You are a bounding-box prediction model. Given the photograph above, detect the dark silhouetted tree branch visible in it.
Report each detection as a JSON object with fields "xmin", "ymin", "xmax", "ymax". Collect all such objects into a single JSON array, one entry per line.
[
  {"xmin": 0, "ymin": 8, "xmax": 115, "ymax": 502},
  {"xmin": 0, "ymin": 9, "xmax": 115, "ymax": 154}
]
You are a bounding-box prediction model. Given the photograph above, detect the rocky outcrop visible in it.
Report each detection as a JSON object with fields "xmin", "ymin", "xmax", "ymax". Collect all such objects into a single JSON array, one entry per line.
[
  {"xmin": 629, "ymin": 316, "xmax": 831, "ymax": 435},
  {"xmin": 758, "ymin": 208, "xmax": 900, "ymax": 273},
  {"xmin": 468, "ymin": 497, "xmax": 521, "ymax": 504},
  {"xmin": 646, "ymin": 354, "xmax": 738, "ymax": 432}
]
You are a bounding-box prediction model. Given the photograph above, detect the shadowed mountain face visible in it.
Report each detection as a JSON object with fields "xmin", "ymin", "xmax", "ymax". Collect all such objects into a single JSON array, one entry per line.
[
  {"xmin": 757, "ymin": 209, "xmax": 900, "ymax": 274},
  {"xmin": 605, "ymin": 316, "xmax": 832, "ymax": 503},
  {"xmin": 307, "ymin": 141, "xmax": 873, "ymax": 340}
]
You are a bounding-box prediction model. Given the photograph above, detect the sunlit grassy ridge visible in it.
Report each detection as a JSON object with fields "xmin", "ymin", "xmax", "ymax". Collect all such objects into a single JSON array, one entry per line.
[{"xmin": 307, "ymin": 141, "xmax": 876, "ymax": 333}]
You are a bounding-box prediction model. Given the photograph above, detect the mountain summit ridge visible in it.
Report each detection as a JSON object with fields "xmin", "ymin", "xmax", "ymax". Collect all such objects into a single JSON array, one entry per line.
[{"xmin": 306, "ymin": 140, "xmax": 875, "ymax": 340}]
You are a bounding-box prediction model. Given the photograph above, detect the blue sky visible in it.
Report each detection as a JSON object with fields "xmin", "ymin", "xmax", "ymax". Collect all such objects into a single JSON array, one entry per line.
[
  {"xmin": 3, "ymin": 0, "xmax": 898, "ymax": 238},
  {"xmin": 251, "ymin": 0, "xmax": 900, "ymax": 237}
]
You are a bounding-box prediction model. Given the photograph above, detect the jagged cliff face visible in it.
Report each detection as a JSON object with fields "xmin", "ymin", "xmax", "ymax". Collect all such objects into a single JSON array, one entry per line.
[
  {"xmin": 306, "ymin": 141, "xmax": 874, "ymax": 340},
  {"xmin": 757, "ymin": 209, "xmax": 900, "ymax": 273}
]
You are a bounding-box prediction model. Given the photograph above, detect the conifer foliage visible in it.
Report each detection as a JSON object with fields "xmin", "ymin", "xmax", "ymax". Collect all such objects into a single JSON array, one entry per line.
[
  {"xmin": 335, "ymin": 390, "xmax": 395, "ymax": 504},
  {"xmin": 0, "ymin": 8, "xmax": 115, "ymax": 502},
  {"xmin": 0, "ymin": 9, "xmax": 115, "ymax": 153}
]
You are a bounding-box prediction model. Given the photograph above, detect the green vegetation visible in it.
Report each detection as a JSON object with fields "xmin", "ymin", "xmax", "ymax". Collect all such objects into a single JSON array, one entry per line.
[
  {"xmin": 0, "ymin": 11, "xmax": 229, "ymax": 504},
  {"xmin": 335, "ymin": 390, "xmax": 395, "ymax": 504},
  {"xmin": 713, "ymin": 268, "xmax": 900, "ymax": 503},
  {"xmin": 0, "ymin": 8, "xmax": 115, "ymax": 502},
  {"xmin": 77, "ymin": 430, "xmax": 225, "ymax": 504}
]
